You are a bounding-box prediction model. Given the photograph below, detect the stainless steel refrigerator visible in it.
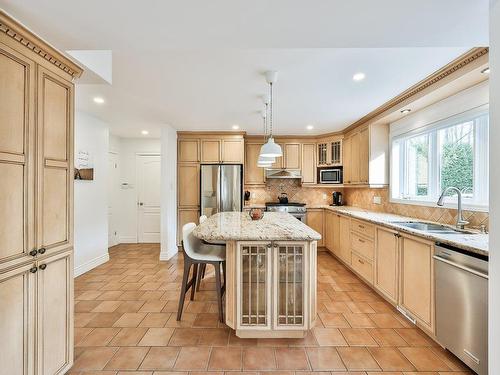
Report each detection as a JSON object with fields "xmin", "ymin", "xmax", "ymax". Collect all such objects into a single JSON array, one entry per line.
[{"xmin": 200, "ymin": 164, "xmax": 243, "ymax": 217}]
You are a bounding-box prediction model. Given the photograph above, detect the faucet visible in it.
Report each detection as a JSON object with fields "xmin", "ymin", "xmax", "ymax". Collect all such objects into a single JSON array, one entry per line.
[{"xmin": 437, "ymin": 187, "xmax": 469, "ymax": 229}]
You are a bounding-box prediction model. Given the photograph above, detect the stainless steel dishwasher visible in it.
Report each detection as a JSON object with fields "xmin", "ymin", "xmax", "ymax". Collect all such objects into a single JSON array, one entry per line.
[{"xmin": 434, "ymin": 243, "xmax": 488, "ymax": 375}]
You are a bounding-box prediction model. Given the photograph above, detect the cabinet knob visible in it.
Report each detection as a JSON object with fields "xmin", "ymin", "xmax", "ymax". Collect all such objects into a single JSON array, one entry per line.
[
  {"xmin": 39, "ymin": 264, "xmax": 47, "ymax": 271},
  {"xmin": 29, "ymin": 266, "xmax": 38, "ymax": 273},
  {"xmin": 38, "ymin": 248, "xmax": 46, "ymax": 255},
  {"xmin": 29, "ymin": 249, "xmax": 38, "ymax": 257}
]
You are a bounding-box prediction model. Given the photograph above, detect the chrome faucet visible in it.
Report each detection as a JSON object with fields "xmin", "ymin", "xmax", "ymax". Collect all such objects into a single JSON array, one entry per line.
[{"xmin": 437, "ymin": 187, "xmax": 469, "ymax": 229}]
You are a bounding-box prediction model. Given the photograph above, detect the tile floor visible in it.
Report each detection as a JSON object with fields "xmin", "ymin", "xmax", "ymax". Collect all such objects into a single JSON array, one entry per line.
[{"xmin": 69, "ymin": 243, "xmax": 473, "ymax": 375}]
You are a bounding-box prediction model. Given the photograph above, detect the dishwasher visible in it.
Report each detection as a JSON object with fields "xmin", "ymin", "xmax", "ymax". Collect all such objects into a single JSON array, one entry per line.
[{"xmin": 434, "ymin": 242, "xmax": 488, "ymax": 375}]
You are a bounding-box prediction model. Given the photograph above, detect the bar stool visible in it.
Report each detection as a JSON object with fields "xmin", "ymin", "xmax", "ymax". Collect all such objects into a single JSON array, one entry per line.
[
  {"xmin": 197, "ymin": 215, "xmax": 226, "ymax": 290},
  {"xmin": 177, "ymin": 222, "xmax": 226, "ymax": 322}
]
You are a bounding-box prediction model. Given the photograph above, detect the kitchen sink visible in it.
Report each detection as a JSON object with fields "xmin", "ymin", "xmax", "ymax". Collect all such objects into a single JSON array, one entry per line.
[{"xmin": 392, "ymin": 221, "xmax": 476, "ymax": 235}]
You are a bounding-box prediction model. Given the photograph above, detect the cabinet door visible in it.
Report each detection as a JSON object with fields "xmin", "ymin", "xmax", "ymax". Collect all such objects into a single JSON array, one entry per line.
[
  {"xmin": 270, "ymin": 143, "xmax": 284, "ymax": 169},
  {"xmin": 375, "ymin": 227, "xmax": 399, "ymax": 304},
  {"xmin": 222, "ymin": 139, "xmax": 244, "ymax": 163},
  {"xmin": 244, "ymin": 143, "xmax": 265, "ymax": 185},
  {"xmin": 306, "ymin": 209, "xmax": 323, "ymax": 247},
  {"xmin": 178, "ymin": 139, "xmax": 199, "ymax": 162},
  {"xmin": 178, "ymin": 164, "xmax": 200, "ymax": 207},
  {"xmin": 339, "ymin": 216, "xmax": 351, "ymax": 265},
  {"xmin": 332, "ymin": 213, "xmax": 340, "ymax": 256},
  {"xmin": 359, "ymin": 127, "xmax": 369, "ymax": 183},
  {"xmin": 274, "ymin": 242, "xmax": 307, "ymax": 329},
  {"xmin": 301, "ymin": 143, "xmax": 316, "ymax": 184},
  {"xmin": 37, "ymin": 66, "xmax": 73, "ymax": 257},
  {"xmin": 237, "ymin": 242, "xmax": 271, "ymax": 329},
  {"xmin": 36, "ymin": 250, "xmax": 73, "ymax": 375},
  {"xmin": 317, "ymin": 143, "xmax": 327, "ymax": 166},
  {"xmin": 350, "ymin": 132, "xmax": 360, "ymax": 184},
  {"xmin": 177, "ymin": 209, "xmax": 199, "ymax": 245},
  {"xmin": 201, "ymin": 139, "xmax": 221, "ymax": 163},
  {"xmin": 284, "ymin": 143, "xmax": 301, "ymax": 169},
  {"xmin": 400, "ymin": 235, "xmax": 434, "ymax": 332},
  {"xmin": 0, "ymin": 262, "xmax": 36, "ymax": 375},
  {"xmin": 0, "ymin": 43, "xmax": 36, "ymax": 270},
  {"xmin": 323, "ymin": 212, "xmax": 333, "ymax": 251},
  {"xmin": 342, "ymin": 136, "xmax": 352, "ymax": 184}
]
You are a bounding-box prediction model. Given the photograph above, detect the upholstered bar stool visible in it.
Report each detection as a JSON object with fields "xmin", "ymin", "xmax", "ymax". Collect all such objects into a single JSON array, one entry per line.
[
  {"xmin": 197, "ymin": 215, "xmax": 226, "ymax": 290},
  {"xmin": 177, "ymin": 222, "xmax": 226, "ymax": 322}
]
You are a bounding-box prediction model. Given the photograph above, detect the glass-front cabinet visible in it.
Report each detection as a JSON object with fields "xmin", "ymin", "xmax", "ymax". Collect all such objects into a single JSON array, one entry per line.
[{"xmin": 317, "ymin": 139, "xmax": 342, "ymax": 166}]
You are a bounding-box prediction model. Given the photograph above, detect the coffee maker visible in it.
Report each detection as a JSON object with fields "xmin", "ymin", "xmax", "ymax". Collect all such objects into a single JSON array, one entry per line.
[{"xmin": 332, "ymin": 191, "xmax": 343, "ymax": 206}]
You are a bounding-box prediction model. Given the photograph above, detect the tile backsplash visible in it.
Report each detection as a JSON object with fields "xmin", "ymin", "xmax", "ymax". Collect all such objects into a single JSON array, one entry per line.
[{"xmin": 245, "ymin": 181, "xmax": 489, "ymax": 230}]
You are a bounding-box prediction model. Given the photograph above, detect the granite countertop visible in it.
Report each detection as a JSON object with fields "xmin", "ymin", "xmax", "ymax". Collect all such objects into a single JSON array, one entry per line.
[
  {"xmin": 311, "ymin": 205, "xmax": 488, "ymax": 257},
  {"xmin": 192, "ymin": 212, "xmax": 321, "ymax": 242}
]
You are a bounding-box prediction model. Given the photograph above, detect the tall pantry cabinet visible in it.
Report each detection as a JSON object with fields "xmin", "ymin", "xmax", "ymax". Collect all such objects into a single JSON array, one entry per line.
[{"xmin": 0, "ymin": 11, "xmax": 83, "ymax": 375}]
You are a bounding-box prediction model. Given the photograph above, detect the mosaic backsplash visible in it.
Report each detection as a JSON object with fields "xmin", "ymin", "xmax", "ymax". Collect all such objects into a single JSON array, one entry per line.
[{"xmin": 245, "ymin": 181, "xmax": 489, "ymax": 230}]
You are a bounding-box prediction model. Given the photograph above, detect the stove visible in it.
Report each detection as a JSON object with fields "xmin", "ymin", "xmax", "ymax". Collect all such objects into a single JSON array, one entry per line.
[{"xmin": 265, "ymin": 202, "xmax": 306, "ymax": 221}]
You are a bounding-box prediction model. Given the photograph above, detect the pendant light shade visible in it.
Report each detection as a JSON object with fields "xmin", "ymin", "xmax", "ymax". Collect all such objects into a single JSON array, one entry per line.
[
  {"xmin": 257, "ymin": 154, "xmax": 274, "ymax": 167},
  {"xmin": 260, "ymin": 137, "xmax": 282, "ymax": 158}
]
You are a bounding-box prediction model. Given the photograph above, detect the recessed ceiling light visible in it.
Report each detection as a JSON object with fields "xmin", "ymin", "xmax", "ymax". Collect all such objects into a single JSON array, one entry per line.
[
  {"xmin": 141, "ymin": 130, "xmax": 149, "ymax": 135},
  {"xmin": 93, "ymin": 97, "xmax": 105, "ymax": 104},
  {"xmin": 232, "ymin": 124, "xmax": 240, "ymax": 130},
  {"xmin": 481, "ymin": 67, "xmax": 490, "ymax": 74},
  {"xmin": 352, "ymin": 72, "xmax": 365, "ymax": 82},
  {"xmin": 306, "ymin": 125, "xmax": 314, "ymax": 130},
  {"xmin": 400, "ymin": 108, "xmax": 411, "ymax": 114}
]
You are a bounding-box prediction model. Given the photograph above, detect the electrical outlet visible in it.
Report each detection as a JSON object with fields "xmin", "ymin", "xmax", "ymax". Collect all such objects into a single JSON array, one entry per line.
[
  {"xmin": 251, "ymin": 192, "xmax": 256, "ymax": 199},
  {"xmin": 373, "ymin": 196, "xmax": 382, "ymax": 205},
  {"xmin": 322, "ymin": 193, "xmax": 327, "ymax": 200}
]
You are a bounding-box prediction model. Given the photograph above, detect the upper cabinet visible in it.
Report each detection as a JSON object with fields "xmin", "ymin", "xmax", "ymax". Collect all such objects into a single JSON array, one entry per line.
[
  {"xmin": 317, "ymin": 138, "xmax": 342, "ymax": 166},
  {"xmin": 284, "ymin": 143, "xmax": 301, "ymax": 169},
  {"xmin": 343, "ymin": 123, "xmax": 388, "ymax": 186},
  {"xmin": 244, "ymin": 142, "xmax": 265, "ymax": 185},
  {"xmin": 178, "ymin": 139, "xmax": 199, "ymax": 162},
  {"xmin": 222, "ymin": 139, "xmax": 245, "ymax": 163},
  {"xmin": 201, "ymin": 139, "xmax": 221, "ymax": 163},
  {"xmin": 301, "ymin": 143, "xmax": 316, "ymax": 184}
]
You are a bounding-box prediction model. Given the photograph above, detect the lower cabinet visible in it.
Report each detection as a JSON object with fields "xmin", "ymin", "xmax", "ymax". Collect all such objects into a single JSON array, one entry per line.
[
  {"xmin": 324, "ymin": 211, "xmax": 334, "ymax": 251},
  {"xmin": 338, "ymin": 216, "xmax": 351, "ymax": 265},
  {"xmin": 399, "ymin": 234, "xmax": 435, "ymax": 333},
  {"xmin": 0, "ymin": 249, "xmax": 73, "ymax": 375},
  {"xmin": 374, "ymin": 227, "xmax": 399, "ymax": 304},
  {"xmin": 306, "ymin": 209, "xmax": 324, "ymax": 247}
]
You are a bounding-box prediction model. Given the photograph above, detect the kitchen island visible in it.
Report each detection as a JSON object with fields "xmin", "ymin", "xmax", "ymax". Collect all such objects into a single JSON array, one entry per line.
[{"xmin": 193, "ymin": 212, "xmax": 321, "ymax": 338}]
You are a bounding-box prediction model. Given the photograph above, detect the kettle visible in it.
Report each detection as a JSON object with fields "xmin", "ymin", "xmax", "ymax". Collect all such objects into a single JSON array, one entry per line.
[{"xmin": 278, "ymin": 192, "xmax": 288, "ymax": 204}]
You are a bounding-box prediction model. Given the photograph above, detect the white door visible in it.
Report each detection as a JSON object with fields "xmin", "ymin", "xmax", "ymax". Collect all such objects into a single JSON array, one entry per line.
[
  {"xmin": 137, "ymin": 154, "xmax": 161, "ymax": 243},
  {"xmin": 108, "ymin": 152, "xmax": 119, "ymax": 247}
]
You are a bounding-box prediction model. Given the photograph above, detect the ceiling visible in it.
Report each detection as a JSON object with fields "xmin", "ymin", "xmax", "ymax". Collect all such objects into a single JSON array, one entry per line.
[{"xmin": 0, "ymin": 1, "xmax": 489, "ymax": 138}]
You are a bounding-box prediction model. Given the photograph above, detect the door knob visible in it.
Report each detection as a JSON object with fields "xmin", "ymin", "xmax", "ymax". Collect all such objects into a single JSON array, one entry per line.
[
  {"xmin": 29, "ymin": 249, "xmax": 38, "ymax": 257},
  {"xmin": 29, "ymin": 266, "xmax": 38, "ymax": 273},
  {"xmin": 38, "ymin": 248, "xmax": 46, "ymax": 255},
  {"xmin": 139, "ymin": 202, "xmax": 144, "ymax": 206},
  {"xmin": 39, "ymin": 264, "xmax": 47, "ymax": 270}
]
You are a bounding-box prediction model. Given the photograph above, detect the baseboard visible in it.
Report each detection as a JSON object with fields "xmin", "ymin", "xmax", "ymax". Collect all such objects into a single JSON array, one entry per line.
[
  {"xmin": 119, "ymin": 236, "xmax": 137, "ymax": 243},
  {"xmin": 159, "ymin": 249, "xmax": 178, "ymax": 261},
  {"xmin": 74, "ymin": 253, "xmax": 110, "ymax": 277}
]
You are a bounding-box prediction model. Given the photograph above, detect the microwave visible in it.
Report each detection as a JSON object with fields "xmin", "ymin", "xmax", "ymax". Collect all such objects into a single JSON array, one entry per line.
[{"xmin": 318, "ymin": 167, "xmax": 343, "ymax": 184}]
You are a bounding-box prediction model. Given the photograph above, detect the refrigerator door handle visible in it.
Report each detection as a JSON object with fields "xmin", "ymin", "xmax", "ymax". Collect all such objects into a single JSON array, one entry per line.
[{"xmin": 216, "ymin": 165, "xmax": 222, "ymax": 213}]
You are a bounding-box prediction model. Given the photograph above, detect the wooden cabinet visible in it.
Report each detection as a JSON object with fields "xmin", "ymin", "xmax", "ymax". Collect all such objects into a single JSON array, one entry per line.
[
  {"xmin": 178, "ymin": 139, "xmax": 199, "ymax": 162},
  {"xmin": 306, "ymin": 209, "xmax": 323, "ymax": 247},
  {"xmin": 245, "ymin": 143, "xmax": 265, "ymax": 185},
  {"xmin": 338, "ymin": 216, "xmax": 351, "ymax": 265},
  {"xmin": 178, "ymin": 164, "xmax": 200, "ymax": 207},
  {"xmin": 374, "ymin": 226, "xmax": 399, "ymax": 304},
  {"xmin": 342, "ymin": 136, "xmax": 352, "ymax": 184},
  {"xmin": 317, "ymin": 139, "xmax": 342, "ymax": 166},
  {"xmin": 324, "ymin": 211, "xmax": 333, "ymax": 251},
  {"xmin": 270, "ymin": 142, "xmax": 284, "ymax": 168},
  {"xmin": 301, "ymin": 143, "xmax": 316, "ymax": 184},
  {"xmin": 359, "ymin": 127, "xmax": 369, "ymax": 183},
  {"xmin": 284, "ymin": 143, "xmax": 301, "ymax": 169},
  {"xmin": 201, "ymin": 139, "xmax": 221, "ymax": 163},
  {"xmin": 399, "ymin": 234, "xmax": 435, "ymax": 333},
  {"xmin": 222, "ymin": 139, "xmax": 244, "ymax": 163},
  {"xmin": 350, "ymin": 132, "xmax": 360, "ymax": 183},
  {"xmin": 332, "ymin": 213, "xmax": 340, "ymax": 257}
]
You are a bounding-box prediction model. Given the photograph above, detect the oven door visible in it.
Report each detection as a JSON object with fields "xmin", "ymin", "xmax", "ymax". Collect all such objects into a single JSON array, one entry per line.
[{"xmin": 319, "ymin": 168, "xmax": 342, "ymax": 184}]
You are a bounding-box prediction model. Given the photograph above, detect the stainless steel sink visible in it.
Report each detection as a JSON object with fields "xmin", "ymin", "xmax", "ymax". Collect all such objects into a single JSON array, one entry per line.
[{"xmin": 392, "ymin": 221, "xmax": 476, "ymax": 235}]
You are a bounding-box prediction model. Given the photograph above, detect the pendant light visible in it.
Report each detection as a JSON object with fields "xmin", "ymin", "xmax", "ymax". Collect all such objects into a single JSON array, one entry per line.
[
  {"xmin": 257, "ymin": 105, "xmax": 275, "ymax": 167},
  {"xmin": 260, "ymin": 71, "xmax": 283, "ymax": 158}
]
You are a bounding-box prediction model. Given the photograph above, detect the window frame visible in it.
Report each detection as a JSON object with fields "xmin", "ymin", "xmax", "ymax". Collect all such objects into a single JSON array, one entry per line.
[{"xmin": 390, "ymin": 105, "xmax": 489, "ymax": 212}]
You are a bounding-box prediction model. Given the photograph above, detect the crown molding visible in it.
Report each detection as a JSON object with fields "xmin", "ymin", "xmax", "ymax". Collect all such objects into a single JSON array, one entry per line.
[{"xmin": 0, "ymin": 10, "xmax": 83, "ymax": 79}]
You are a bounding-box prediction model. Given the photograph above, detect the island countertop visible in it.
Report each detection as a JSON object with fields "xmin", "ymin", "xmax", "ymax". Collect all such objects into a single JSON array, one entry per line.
[{"xmin": 192, "ymin": 211, "xmax": 321, "ymax": 242}]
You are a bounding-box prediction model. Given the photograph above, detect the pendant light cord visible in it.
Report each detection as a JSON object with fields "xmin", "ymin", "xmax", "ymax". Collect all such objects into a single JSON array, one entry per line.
[
  {"xmin": 269, "ymin": 82, "xmax": 273, "ymax": 137},
  {"xmin": 263, "ymin": 102, "xmax": 268, "ymax": 143}
]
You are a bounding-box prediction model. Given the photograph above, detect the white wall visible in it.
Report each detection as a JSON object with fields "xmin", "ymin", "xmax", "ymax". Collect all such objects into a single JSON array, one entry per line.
[
  {"xmin": 489, "ymin": 1, "xmax": 499, "ymax": 373},
  {"xmin": 160, "ymin": 126, "xmax": 178, "ymax": 260},
  {"xmin": 74, "ymin": 111, "xmax": 109, "ymax": 276}
]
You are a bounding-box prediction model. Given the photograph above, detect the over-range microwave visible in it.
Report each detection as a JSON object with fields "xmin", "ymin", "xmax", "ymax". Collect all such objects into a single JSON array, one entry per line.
[{"xmin": 318, "ymin": 167, "xmax": 343, "ymax": 184}]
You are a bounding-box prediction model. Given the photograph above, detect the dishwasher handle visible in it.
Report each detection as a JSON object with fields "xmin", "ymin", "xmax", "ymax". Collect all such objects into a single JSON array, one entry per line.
[{"xmin": 433, "ymin": 255, "xmax": 488, "ymax": 280}]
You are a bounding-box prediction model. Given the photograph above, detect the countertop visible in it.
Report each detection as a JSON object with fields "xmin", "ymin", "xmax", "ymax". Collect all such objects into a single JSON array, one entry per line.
[
  {"xmin": 316, "ymin": 205, "xmax": 488, "ymax": 257},
  {"xmin": 192, "ymin": 211, "xmax": 321, "ymax": 242}
]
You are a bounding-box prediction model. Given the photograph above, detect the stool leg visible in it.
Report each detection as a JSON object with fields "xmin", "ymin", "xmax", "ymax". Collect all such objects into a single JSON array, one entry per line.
[
  {"xmin": 190, "ymin": 263, "xmax": 198, "ymax": 301},
  {"xmin": 214, "ymin": 262, "xmax": 224, "ymax": 323},
  {"xmin": 196, "ymin": 263, "xmax": 205, "ymax": 291},
  {"xmin": 177, "ymin": 260, "xmax": 191, "ymax": 321},
  {"xmin": 222, "ymin": 261, "xmax": 226, "ymax": 295}
]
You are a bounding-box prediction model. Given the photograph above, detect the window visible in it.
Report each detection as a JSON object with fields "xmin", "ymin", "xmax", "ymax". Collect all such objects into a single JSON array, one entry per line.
[{"xmin": 391, "ymin": 108, "xmax": 489, "ymax": 210}]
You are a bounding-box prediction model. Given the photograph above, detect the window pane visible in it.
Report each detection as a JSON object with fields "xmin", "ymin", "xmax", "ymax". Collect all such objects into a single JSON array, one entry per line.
[
  {"xmin": 438, "ymin": 121, "xmax": 474, "ymax": 199},
  {"xmin": 405, "ymin": 134, "xmax": 429, "ymax": 198}
]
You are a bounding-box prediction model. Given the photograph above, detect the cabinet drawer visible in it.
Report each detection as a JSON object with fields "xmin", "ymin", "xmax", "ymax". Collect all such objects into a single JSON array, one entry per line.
[
  {"xmin": 351, "ymin": 219, "xmax": 375, "ymax": 238},
  {"xmin": 351, "ymin": 252, "xmax": 373, "ymax": 284},
  {"xmin": 350, "ymin": 232, "xmax": 374, "ymax": 260}
]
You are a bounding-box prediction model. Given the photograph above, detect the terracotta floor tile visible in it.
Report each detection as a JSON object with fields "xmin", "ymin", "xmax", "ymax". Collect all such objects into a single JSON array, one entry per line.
[
  {"xmin": 96, "ymin": 291, "xmax": 125, "ymax": 301},
  {"xmin": 77, "ymin": 291, "xmax": 103, "ymax": 300},
  {"xmin": 340, "ymin": 328, "xmax": 378, "ymax": 346},
  {"xmin": 174, "ymin": 346, "xmax": 211, "ymax": 370},
  {"xmin": 367, "ymin": 301, "xmax": 396, "ymax": 313},
  {"xmin": 197, "ymin": 328, "xmax": 229, "ymax": 346},
  {"xmin": 119, "ymin": 291, "xmax": 146, "ymax": 301},
  {"xmin": 72, "ymin": 347, "xmax": 118, "ymax": 370},
  {"xmin": 274, "ymin": 348, "xmax": 310, "ymax": 370},
  {"xmin": 139, "ymin": 347, "xmax": 180, "ymax": 370},
  {"xmin": 193, "ymin": 313, "xmax": 220, "ymax": 328},
  {"xmin": 368, "ymin": 328, "xmax": 409, "ymax": 347},
  {"xmin": 312, "ymin": 327, "xmax": 348, "ymax": 346},
  {"xmin": 75, "ymin": 300, "xmax": 102, "ymax": 312},
  {"xmin": 139, "ymin": 300, "xmax": 167, "ymax": 313},
  {"xmin": 368, "ymin": 313, "xmax": 405, "ymax": 328},
  {"xmin": 77, "ymin": 327, "xmax": 121, "ymax": 346},
  {"xmin": 92, "ymin": 301, "xmax": 123, "ymax": 313},
  {"xmin": 343, "ymin": 313, "xmax": 377, "ymax": 328},
  {"xmin": 399, "ymin": 347, "xmax": 452, "ymax": 371},
  {"xmin": 86, "ymin": 312, "xmax": 123, "ymax": 328},
  {"xmin": 208, "ymin": 347, "xmax": 242, "ymax": 370},
  {"xmin": 138, "ymin": 312, "xmax": 171, "ymax": 327},
  {"xmin": 318, "ymin": 312, "xmax": 351, "ymax": 328},
  {"xmin": 395, "ymin": 328, "xmax": 437, "ymax": 347},
  {"xmin": 242, "ymin": 347, "xmax": 277, "ymax": 370},
  {"xmin": 121, "ymin": 282, "xmax": 145, "ymax": 291},
  {"xmin": 113, "ymin": 313, "xmax": 147, "ymax": 327},
  {"xmin": 368, "ymin": 347, "xmax": 415, "ymax": 371},
  {"xmin": 138, "ymin": 327, "xmax": 175, "ymax": 346},
  {"xmin": 115, "ymin": 300, "xmax": 146, "ymax": 313},
  {"xmin": 109, "ymin": 327, "xmax": 148, "ymax": 346},
  {"xmin": 305, "ymin": 347, "xmax": 346, "ymax": 371},
  {"xmin": 105, "ymin": 347, "xmax": 149, "ymax": 370},
  {"xmin": 337, "ymin": 347, "xmax": 381, "ymax": 371},
  {"xmin": 74, "ymin": 327, "xmax": 94, "ymax": 345},
  {"xmin": 323, "ymin": 301, "xmax": 352, "ymax": 313},
  {"xmin": 228, "ymin": 331, "xmax": 258, "ymax": 347},
  {"xmin": 168, "ymin": 328, "xmax": 201, "ymax": 346},
  {"xmin": 75, "ymin": 312, "xmax": 98, "ymax": 327},
  {"xmin": 346, "ymin": 301, "xmax": 376, "ymax": 314}
]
